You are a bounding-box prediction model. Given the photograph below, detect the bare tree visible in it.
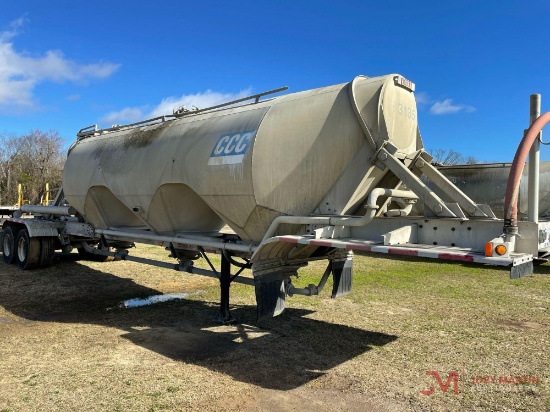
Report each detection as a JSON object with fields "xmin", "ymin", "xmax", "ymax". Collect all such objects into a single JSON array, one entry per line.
[
  {"xmin": 428, "ymin": 148, "xmax": 478, "ymax": 166},
  {"xmin": 0, "ymin": 133, "xmax": 18, "ymax": 205},
  {"xmin": 0, "ymin": 130, "xmax": 65, "ymax": 205}
]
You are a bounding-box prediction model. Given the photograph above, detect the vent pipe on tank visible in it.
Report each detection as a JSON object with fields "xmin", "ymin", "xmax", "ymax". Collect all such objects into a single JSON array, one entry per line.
[{"xmin": 528, "ymin": 94, "xmax": 541, "ymax": 223}]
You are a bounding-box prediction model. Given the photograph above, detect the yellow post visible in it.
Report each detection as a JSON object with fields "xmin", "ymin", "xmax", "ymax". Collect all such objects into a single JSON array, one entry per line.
[
  {"xmin": 44, "ymin": 183, "xmax": 50, "ymax": 206},
  {"xmin": 17, "ymin": 183, "xmax": 22, "ymax": 207}
]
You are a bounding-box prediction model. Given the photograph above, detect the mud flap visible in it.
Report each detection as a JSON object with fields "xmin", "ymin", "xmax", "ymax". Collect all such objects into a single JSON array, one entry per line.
[
  {"xmin": 510, "ymin": 260, "xmax": 533, "ymax": 279},
  {"xmin": 254, "ymin": 268, "xmax": 286, "ymax": 319},
  {"xmin": 331, "ymin": 258, "xmax": 353, "ymax": 298}
]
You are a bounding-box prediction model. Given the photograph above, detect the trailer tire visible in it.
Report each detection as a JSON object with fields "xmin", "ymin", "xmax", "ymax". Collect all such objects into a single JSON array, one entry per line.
[
  {"xmin": 38, "ymin": 237, "xmax": 56, "ymax": 268},
  {"xmin": 15, "ymin": 229, "xmax": 41, "ymax": 270},
  {"xmin": 2, "ymin": 226, "xmax": 16, "ymax": 264}
]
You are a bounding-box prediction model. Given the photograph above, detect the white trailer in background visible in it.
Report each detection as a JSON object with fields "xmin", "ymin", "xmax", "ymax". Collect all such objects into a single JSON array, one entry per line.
[{"xmin": 1, "ymin": 74, "xmax": 547, "ymax": 322}]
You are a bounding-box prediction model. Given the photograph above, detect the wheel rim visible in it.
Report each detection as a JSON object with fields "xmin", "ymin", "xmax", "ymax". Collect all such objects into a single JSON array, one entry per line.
[
  {"xmin": 3, "ymin": 234, "xmax": 11, "ymax": 256},
  {"xmin": 17, "ymin": 236, "xmax": 27, "ymax": 262}
]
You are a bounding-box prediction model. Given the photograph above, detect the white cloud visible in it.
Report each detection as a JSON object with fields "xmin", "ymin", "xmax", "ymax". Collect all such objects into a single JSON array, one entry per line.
[
  {"xmin": 415, "ymin": 91, "xmax": 430, "ymax": 105},
  {"xmin": 430, "ymin": 99, "xmax": 476, "ymax": 115},
  {"xmin": 100, "ymin": 88, "xmax": 253, "ymax": 126},
  {"xmin": 101, "ymin": 107, "xmax": 146, "ymax": 125},
  {"xmin": 0, "ymin": 18, "xmax": 120, "ymax": 113},
  {"xmin": 0, "ymin": 17, "xmax": 25, "ymax": 42}
]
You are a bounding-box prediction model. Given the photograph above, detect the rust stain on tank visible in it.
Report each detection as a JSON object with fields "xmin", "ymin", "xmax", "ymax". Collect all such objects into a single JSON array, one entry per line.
[
  {"xmin": 87, "ymin": 122, "xmax": 173, "ymax": 174},
  {"xmin": 90, "ymin": 121, "xmax": 172, "ymax": 162},
  {"xmin": 122, "ymin": 121, "xmax": 172, "ymax": 149}
]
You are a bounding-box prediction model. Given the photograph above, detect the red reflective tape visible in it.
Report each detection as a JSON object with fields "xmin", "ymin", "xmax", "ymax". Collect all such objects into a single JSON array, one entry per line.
[
  {"xmin": 388, "ymin": 248, "xmax": 418, "ymax": 256},
  {"xmin": 310, "ymin": 240, "xmax": 335, "ymax": 247},
  {"xmin": 346, "ymin": 243, "xmax": 372, "ymax": 252},
  {"xmin": 438, "ymin": 253, "xmax": 474, "ymax": 262},
  {"xmin": 278, "ymin": 236, "xmax": 299, "ymax": 244}
]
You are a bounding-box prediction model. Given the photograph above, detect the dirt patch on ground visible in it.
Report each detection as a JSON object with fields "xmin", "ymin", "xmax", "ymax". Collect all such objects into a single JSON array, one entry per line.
[
  {"xmin": 497, "ymin": 320, "xmax": 546, "ymax": 330},
  {"xmin": 0, "ymin": 246, "xmax": 549, "ymax": 411}
]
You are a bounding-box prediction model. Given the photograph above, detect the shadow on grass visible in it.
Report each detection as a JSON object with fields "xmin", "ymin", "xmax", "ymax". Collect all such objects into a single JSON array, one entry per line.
[
  {"xmin": 532, "ymin": 262, "xmax": 550, "ymax": 275},
  {"xmin": 0, "ymin": 254, "xmax": 397, "ymax": 390}
]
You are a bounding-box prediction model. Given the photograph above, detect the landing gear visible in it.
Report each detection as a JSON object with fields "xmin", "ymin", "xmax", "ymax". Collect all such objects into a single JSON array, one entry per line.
[
  {"xmin": 195, "ymin": 247, "xmax": 251, "ymax": 324},
  {"xmin": 217, "ymin": 252, "xmax": 236, "ymax": 324}
]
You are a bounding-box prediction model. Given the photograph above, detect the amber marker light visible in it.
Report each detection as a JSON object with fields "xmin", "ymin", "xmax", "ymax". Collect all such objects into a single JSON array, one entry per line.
[
  {"xmin": 495, "ymin": 244, "xmax": 507, "ymax": 256},
  {"xmin": 485, "ymin": 242, "xmax": 493, "ymax": 257}
]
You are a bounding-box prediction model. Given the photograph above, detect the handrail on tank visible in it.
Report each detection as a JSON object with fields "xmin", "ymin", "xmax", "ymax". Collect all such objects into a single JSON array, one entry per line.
[
  {"xmin": 77, "ymin": 124, "xmax": 98, "ymax": 136},
  {"xmin": 77, "ymin": 116, "xmax": 173, "ymax": 140},
  {"xmin": 172, "ymin": 86, "xmax": 288, "ymax": 117},
  {"xmin": 260, "ymin": 189, "xmax": 418, "ymax": 244},
  {"xmin": 76, "ymin": 86, "xmax": 289, "ymax": 140}
]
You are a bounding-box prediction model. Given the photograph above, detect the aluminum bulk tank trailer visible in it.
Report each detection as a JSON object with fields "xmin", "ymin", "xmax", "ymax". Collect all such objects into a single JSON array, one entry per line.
[
  {"xmin": 62, "ymin": 75, "xmax": 420, "ymax": 243},
  {"xmin": 0, "ymin": 74, "xmax": 544, "ymax": 322}
]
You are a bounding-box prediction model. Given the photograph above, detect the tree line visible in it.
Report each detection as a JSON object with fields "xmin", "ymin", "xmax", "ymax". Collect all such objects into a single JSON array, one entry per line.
[
  {"xmin": 0, "ymin": 130, "xmax": 66, "ymax": 205},
  {"xmin": 428, "ymin": 148, "xmax": 478, "ymax": 166}
]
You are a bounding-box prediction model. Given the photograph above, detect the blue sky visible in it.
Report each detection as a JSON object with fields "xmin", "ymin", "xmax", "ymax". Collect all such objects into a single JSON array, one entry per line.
[{"xmin": 1, "ymin": 1, "xmax": 549, "ymax": 162}]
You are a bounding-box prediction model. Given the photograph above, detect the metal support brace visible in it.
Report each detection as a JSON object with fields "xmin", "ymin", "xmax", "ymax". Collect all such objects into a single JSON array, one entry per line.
[
  {"xmin": 374, "ymin": 152, "xmax": 424, "ymax": 216},
  {"xmin": 217, "ymin": 252, "xmax": 236, "ymax": 324},
  {"xmin": 377, "ymin": 147, "xmax": 457, "ymax": 217},
  {"xmin": 413, "ymin": 156, "xmax": 490, "ymax": 217},
  {"xmin": 197, "ymin": 246, "xmax": 219, "ymax": 276}
]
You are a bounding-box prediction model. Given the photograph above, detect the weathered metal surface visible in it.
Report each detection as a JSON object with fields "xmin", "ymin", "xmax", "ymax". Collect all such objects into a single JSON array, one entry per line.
[
  {"xmin": 20, "ymin": 205, "xmax": 76, "ymax": 216},
  {"xmin": 260, "ymin": 233, "xmax": 533, "ymax": 268},
  {"xmin": 416, "ymin": 162, "xmax": 550, "ymax": 220},
  {"xmin": 63, "ymin": 74, "xmax": 420, "ymax": 243},
  {"xmin": 1, "ymin": 218, "xmax": 62, "ymax": 238}
]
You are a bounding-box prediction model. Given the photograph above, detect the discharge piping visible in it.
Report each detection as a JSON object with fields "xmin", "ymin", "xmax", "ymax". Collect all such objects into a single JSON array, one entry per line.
[
  {"xmin": 261, "ymin": 189, "xmax": 418, "ymax": 243},
  {"xmin": 504, "ymin": 112, "xmax": 550, "ymax": 228},
  {"xmin": 384, "ymin": 202, "xmax": 414, "ymax": 217},
  {"xmin": 20, "ymin": 205, "xmax": 76, "ymax": 216}
]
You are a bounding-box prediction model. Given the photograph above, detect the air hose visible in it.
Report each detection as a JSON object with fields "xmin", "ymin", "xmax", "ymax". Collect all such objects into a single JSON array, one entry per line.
[{"xmin": 503, "ymin": 112, "xmax": 550, "ymax": 229}]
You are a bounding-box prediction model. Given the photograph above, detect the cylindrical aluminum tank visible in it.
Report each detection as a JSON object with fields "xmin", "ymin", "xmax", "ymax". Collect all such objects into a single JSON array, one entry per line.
[{"xmin": 63, "ymin": 74, "xmax": 421, "ymax": 243}]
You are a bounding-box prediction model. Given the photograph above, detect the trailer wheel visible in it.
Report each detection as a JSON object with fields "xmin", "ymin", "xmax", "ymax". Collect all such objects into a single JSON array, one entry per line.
[
  {"xmin": 38, "ymin": 237, "xmax": 56, "ymax": 268},
  {"xmin": 15, "ymin": 229, "xmax": 41, "ymax": 270},
  {"xmin": 2, "ymin": 226, "xmax": 16, "ymax": 264}
]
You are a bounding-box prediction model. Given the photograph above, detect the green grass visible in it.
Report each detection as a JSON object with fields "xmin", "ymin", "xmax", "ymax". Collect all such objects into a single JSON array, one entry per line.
[
  {"xmin": 0, "ymin": 245, "xmax": 548, "ymax": 411},
  {"xmin": 193, "ymin": 251, "xmax": 549, "ymax": 410}
]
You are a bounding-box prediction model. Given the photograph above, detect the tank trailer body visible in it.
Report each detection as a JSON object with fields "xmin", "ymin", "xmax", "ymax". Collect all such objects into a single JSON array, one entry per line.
[
  {"xmin": 1, "ymin": 74, "xmax": 544, "ymax": 321},
  {"xmin": 419, "ymin": 162, "xmax": 550, "ymax": 221}
]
